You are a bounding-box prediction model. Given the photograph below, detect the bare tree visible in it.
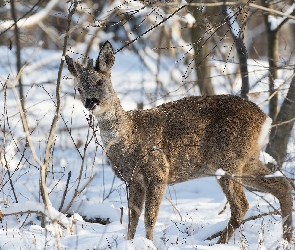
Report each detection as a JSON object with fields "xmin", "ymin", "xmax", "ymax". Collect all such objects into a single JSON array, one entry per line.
[
  {"xmin": 222, "ymin": 3, "xmax": 249, "ymax": 99},
  {"xmin": 189, "ymin": 5, "xmax": 215, "ymax": 95},
  {"xmin": 262, "ymin": 0, "xmax": 294, "ymax": 120},
  {"xmin": 263, "ymin": 0, "xmax": 279, "ymax": 121},
  {"xmin": 262, "ymin": 1, "xmax": 295, "ymax": 166},
  {"xmin": 10, "ymin": 0, "xmax": 24, "ymax": 110},
  {"xmin": 266, "ymin": 71, "xmax": 295, "ymax": 167}
]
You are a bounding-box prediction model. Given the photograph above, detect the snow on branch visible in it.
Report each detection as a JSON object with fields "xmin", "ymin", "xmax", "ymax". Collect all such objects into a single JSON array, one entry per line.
[
  {"xmin": 265, "ymin": 171, "xmax": 284, "ymax": 178},
  {"xmin": 215, "ymin": 168, "xmax": 226, "ymax": 179},
  {"xmin": 184, "ymin": 13, "xmax": 196, "ymax": 27},
  {"xmin": 0, "ymin": 0, "xmax": 60, "ymax": 31},
  {"xmin": 2, "ymin": 201, "xmax": 69, "ymax": 229},
  {"xmin": 268, "ymin": 3, "xmax": 295, "ymax": 31},
  {"xmin": 225, "ymin": 6, "xmax": 242, "ymax": 39}
]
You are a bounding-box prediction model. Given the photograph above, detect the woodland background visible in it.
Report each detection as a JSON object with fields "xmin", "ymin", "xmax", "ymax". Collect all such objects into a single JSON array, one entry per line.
[{"xmin": 0, "ymin": 0, "xmax": 295, "ymax": 249}]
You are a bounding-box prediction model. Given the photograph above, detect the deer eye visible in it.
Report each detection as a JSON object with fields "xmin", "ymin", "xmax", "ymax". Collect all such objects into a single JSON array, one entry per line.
[{"xmin": 97, "ymin": 79, "xmax": 103, "ymax": 85}]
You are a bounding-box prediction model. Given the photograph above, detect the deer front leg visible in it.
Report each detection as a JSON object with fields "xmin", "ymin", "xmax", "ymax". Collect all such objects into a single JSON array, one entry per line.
[
  {"xmin": 127, "ymin": 181, "xmax": 145, "ymax": 240},
  {"xmin": 144, "ymin": 179, "xmax": 167, "ymax": 240},
  {"xmin": 144, "ymin": 150, "xmax": 169, "ymax": 240}
]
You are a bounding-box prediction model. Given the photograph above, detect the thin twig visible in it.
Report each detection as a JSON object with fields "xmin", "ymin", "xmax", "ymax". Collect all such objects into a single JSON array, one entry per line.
[
  {"xmin": 61, "ymin": 122, "xmax": 93, "ymax": 214},
  {"xmin": 58, "ymin": 171, "xmax": 71, "ymax": 212},
  {"xmin": 62, "ymin": 176, "xmax": 94, "ymax": 214},
  {"xmin": 2, "ymin": 82, "xmax": 18, "ymax": 203},
  {"xmin": 43, "ymin": 0, "xmax": 78, "ymax": 175},
  {"xmin": 165, "ymin": 196, "xmax": 183, "ymax": 221},
  {"xmin": 258, "ymin": 72, "xmax": 295, "ymax": 107},
  {"xmin": 218, "ymin": 201, "xmax": 228, "ymax": 215},
  {"xmin": 116, "ymin": 3, "xmax": 187, "ymax": 53}
]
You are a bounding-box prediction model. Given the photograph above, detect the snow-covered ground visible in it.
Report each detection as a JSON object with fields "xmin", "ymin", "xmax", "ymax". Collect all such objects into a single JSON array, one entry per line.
[{"xmin": 0, "ymin": 44, "xmax": 294, "ymax": 249}]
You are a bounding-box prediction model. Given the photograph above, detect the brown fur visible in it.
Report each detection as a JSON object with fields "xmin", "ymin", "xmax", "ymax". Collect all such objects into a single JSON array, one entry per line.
[{"xmin": 65, "ymin": 41, "xmax": 292, "ymax": 244}]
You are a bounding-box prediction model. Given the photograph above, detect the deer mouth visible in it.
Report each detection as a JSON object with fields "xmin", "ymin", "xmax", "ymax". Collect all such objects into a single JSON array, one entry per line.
[{"xmin": 85, "ymin": 98, "xmax": 100, "ymax": 111}]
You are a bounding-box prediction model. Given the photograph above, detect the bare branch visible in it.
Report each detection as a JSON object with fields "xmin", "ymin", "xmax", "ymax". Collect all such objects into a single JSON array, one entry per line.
[
  {"xmin": 144, "ymin": 1, "xmax": 295, "ymax": 21},
  {"xmin": 249, "ymin": 3, "xmax": 295, "ymax": 21},
  {"xmin": 62, "ymin": 176, "xmax": 94, "ymax": 214},
  {"xmin": 2, "ymin": 202, "xmax": 69, "ymax": 229},
  {"xmin": 165, "ymin": 196, "xmax": 183, "ymax": 221},
  {"xmin": 0, "ymin": 0, "xmax": 60, "ymax": 31},
  {"xmin": 184, "ymin": 2, "xmax": 295, "ymax": 21},
  {"xmin": 43, "ymin": 0, "xmax": 78, "ymax": 175}
]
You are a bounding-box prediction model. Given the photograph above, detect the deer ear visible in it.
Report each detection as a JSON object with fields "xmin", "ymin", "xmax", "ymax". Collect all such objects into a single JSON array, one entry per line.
[
  {"xmin": 87, "ymin": 58, "xmax": 94, "ymax": 69},
  {"xmin": 65, "ymin": 55, "xmax": 78, "ymax": 77},
  {"xmin": 95, "ymin": 41, "xmax": 115, "ymax": 72}
]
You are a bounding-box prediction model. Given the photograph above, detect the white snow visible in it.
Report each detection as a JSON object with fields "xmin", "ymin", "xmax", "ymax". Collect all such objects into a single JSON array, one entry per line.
[
  {"xmin": 257, "ymin": 116, "xmax": 272, "ymax": 148},
  {"xmin": 268, "ymin": 3, "xmax": 295, "ymax": 31},
  {"xmin": 259, "ymin": 151, "xmax": 277, "ymax": 165},
  {"xmin": 225, "ymin": 6, "xmax": 242, "ymax": 39},
  {"xmin": 117, "ymin": 237, "xmax": 156, "ymax": 250},
  {"xmin": 215, "ymin": 168, "xmax": 226, "ymax": 179},
  {"xmin": 184, "ymin": 13, "xmax": 196, "ymax": 26},
  {"xmin": 268, "ymin": 14, "xmax": 279, "ymax": 31},
  {"xmin": 265, "ymin": 171, "xmax": 284, "ymax": 178}
]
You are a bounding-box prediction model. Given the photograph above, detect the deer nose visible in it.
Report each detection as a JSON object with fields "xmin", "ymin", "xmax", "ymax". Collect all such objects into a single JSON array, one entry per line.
[{"xmin": 85, "ymin": 98, "xmax": 99, "ymax": 110}]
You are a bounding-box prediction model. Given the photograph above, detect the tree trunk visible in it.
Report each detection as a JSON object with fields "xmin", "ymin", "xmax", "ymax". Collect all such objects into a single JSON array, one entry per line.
[
  {"xmin": 263, "ymin": 1, "xmax": 279, "ymax": 121},
  {"xmin": 235, "ymin": 37, "xmax": 249, "ymax": 99},
  {"xmin": 266, "ymin": 71, "xmax": 295, "ymax": 167},
  {"xmin": 10, "ymin": 0, "xmax": 25, "ymax": 110},
  {"xmin": 266, "ymin": 29, "xmax": 279, "ymax": 121},
  {"xmin": 222, "ymin": 4, "xmax": 249, "ymax": 99},
  {"xmin": 189, "ymin": 6, "xmax": 214, "ymax": 95}
]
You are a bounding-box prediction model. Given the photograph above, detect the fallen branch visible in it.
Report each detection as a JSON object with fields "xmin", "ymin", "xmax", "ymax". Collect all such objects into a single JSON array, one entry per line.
[
  {"xmin": 206, "ymin": 211, "xmax": 280, "ymax": 241},
  {"xmin": 2, "ymin": 201, "xmax": 69, "ymax": 229}
]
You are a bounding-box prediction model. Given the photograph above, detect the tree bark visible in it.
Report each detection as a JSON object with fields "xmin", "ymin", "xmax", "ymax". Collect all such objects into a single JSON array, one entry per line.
[
  {"xmin": 190, "ymin": 6, "xmax": 214, "ymax": 95},
  {"xmin": 235, "ymin": 37, "xmax": 249, "ymax": 99},
  {"xmin": 262, "ymin": 0, "xmax": 295, "ymax": 167},
  {"xmin": 263, "ymin": 1, "xmax": 279, "ymax": 121},
  {"xmin": 222, "ymin": 4, "xmax": 249, "ymax": 99}
]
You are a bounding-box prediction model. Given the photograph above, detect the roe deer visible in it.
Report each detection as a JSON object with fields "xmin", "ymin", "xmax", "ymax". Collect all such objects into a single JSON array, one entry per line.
[{"xmin": 65, "ymin": 41, "xmax": 293, "ymax": 244}]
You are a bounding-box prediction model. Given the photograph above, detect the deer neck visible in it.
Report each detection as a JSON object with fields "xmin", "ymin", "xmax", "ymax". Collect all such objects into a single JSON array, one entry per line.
[{"xmin": 95, "ymin": 97, "xmax": 131, "ymax": 148}]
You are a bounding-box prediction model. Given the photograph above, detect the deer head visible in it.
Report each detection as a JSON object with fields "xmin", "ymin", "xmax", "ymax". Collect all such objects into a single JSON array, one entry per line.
[{"xmin": 65, "ymin": 41, "xmax": 116, "ymax": 115}]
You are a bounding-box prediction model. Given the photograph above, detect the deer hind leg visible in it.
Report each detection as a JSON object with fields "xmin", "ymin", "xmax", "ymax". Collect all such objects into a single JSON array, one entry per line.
[
  {"xmin": 242, "ymin": 157, "xmax": 293, "ymax": 242},
  {"xmin": 217, "ymin": 176, "xmax": 249, "ymax": 244},
  {"xmin": 127, "ymin": 181, "xmax": 145, "ymax": 240}
]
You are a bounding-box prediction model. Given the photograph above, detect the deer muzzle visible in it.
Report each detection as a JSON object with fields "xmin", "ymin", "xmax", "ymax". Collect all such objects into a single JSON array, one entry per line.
[{"xmin": 85, "ymin": 98, "xmax": 100, "ymax": 111}]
